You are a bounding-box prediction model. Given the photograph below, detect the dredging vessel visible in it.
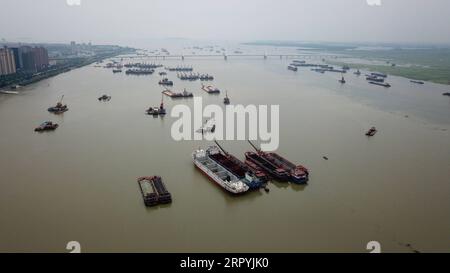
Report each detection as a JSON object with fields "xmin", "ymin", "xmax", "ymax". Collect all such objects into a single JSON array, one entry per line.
[
  {"xmin": 245, "ymin": 141, "xmax": 309, "ymax": 184},
  {"xmin": 146, "ymin": 96, "xmax": 166, "ymax": 115},
  {"xmin": 48, "ymin": 95, "xmax": 68, "ymax": 114},
  {"xmin": 192, "ymin": 147, "xmax": 249, "ymax": 194}
]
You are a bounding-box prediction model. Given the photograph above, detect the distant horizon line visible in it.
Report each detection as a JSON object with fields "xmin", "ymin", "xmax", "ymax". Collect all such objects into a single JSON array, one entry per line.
[{"xmin": 2, "ymin": 38, "xmax": 450, "ymax": 49}]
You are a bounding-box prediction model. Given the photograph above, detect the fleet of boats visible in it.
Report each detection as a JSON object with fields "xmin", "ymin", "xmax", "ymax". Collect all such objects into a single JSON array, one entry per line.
[{"xmin": 29, "ymin": 53, "xmax": 439, "ymax": 204}]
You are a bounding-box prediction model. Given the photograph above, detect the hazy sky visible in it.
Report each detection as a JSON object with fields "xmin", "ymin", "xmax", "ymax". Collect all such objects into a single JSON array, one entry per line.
[{"xmin": 1, "ymin": 0, "xmax": 450, "ymax": 46}]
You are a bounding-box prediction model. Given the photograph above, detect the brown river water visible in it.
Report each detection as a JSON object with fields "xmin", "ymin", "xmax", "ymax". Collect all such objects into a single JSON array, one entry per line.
[{"xmin": 1, "ymin": 47, "xmax": 450, "ymax": 252}]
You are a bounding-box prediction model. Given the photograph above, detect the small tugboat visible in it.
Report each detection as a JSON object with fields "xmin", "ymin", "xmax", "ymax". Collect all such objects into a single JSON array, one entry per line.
[
  {"xmin": 223, "ymin": 91, "xmax": 230, "ymax": 105},
  {"xmin": 365, "ymin": 126, "xmax": 378, "ymax": 137},
  {"xmin": 34, "ymin": 121, "xmax": 58, "ymax": 132},
  {"xmin": 112, "ymin": 68, "xmax": 122, "ymax": 73},
  {"xmin": 146, "ymin": 96, "xmax": 166, "ymax": 116},
  {"xmin": 339, "ymin": 75, "xmax": 346, "ymax": 84},
  {"xmin": 192, "ymin": 147, "xmax": 249, "ymax": 194},
  {"xmin": 158, "ymin": 78, "xmax": 174, "ymax": 86},
  {"xmin": 98, "ymin": 94, "xmax": 111, "ymax": 101},
  {"xmin": 354, "ymin": 69, "xmax": 361, "ymax": 76},
  {"xmin": 137, "ymin": 176, "xmax": 172, "ymax": 207},
  {"xmin": 48, "ymin": 95, "xmax": 68, "ymax": 114}
]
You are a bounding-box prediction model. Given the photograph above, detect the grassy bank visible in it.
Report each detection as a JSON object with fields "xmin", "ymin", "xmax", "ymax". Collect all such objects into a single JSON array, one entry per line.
[
  {"xmin": 325, "ymin": 60, "xmax": 450, "ymax": 85},
  {"xmin": 327, "ymin": 48, "xmax": 450, "ymax": 85}
]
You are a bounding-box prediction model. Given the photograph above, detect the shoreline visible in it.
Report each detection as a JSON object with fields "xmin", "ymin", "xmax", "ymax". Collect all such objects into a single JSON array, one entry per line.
[{"xmin": 0, "ymin": 49, "xmax": 135, "ymax": 92}]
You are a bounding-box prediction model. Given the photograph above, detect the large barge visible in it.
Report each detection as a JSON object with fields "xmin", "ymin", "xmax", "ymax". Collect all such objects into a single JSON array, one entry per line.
[
  {"xmin": 245, "ymin": 141, "xmax": 309, "ymax": 184},
  {"xmin": 210, "ymin": 142, "xmax": 265, "ymax": 189},
  {"xmin": 192, "ymin": 148, "xmax": 249, "ymax": 194},
  {"xmin": 162, "ymin": 88, "xmax": 193, "ymax": 98},
  {"xmin": 125, "ymin": 68, "xmax": 154, "ymax": 75},
  {"xmin": 369, "ymin": 81, "xmax": 391, "ymax": 88},
  {"xmin": 137, "ymin": 176, "xmax": 172, "ymax": 207},
  {"xmin": 201, "ymin": 84, "xmax": 220, "ymax": 94}
]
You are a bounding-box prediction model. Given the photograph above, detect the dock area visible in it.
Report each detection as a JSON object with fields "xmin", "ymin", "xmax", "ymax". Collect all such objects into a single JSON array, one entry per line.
[{"xmin": 137, "ymin": 176, "xmax": 172, "ymax": 207}]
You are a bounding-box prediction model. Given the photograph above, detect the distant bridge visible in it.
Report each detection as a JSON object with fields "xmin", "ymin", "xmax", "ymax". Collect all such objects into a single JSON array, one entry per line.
[{"xmin": 111, "ymin": 54, "xmax": 340, "ymax": 61}]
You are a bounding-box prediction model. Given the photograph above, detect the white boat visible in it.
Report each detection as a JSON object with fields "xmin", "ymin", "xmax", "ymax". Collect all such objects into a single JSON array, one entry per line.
[{"xmin": 192, "ymin": 147, "xmax": 249, "ymax": 194}]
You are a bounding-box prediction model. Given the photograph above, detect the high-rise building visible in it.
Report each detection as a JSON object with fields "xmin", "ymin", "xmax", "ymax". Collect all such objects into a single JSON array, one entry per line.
[
  {"xmin": 0, "ymin": 46, "xmax": 17, "ymax": 76},
  {"xmin": 20, "ymin": 46, "xmax": 49, "ymax": 72},
  {"xmin": 33, "ymin": 47, "xmax": 49, "ymax": 70},
  {"xmin": 11, "ymin": 47, "xmax": 23, "ymax": 70}
]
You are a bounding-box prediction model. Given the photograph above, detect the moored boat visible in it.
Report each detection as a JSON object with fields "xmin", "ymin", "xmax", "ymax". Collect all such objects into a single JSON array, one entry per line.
[
  {"xmin": 211, "ymin": 141, "xmax": 265, "ymax": 190},
  {"xmin": 192, "ymin": 148, "xmax": 249, "ymax": 194},
  {"xmin": 366, "ymin": 126, "xmax": 377, "ymax": 137},
  {"xmin": 366, "ymin": 76, "xmax": 384, "ymax": 82},
  {"xmin": 35, "ymin": 121, "xmax": 58, "ymax": 132},
  {"xmin": 223, "ymin": 90, "xmax": 230, "ymax": 105},
  {"xmin": 201, "ymin": 84, "xmax": 220, "ymax": 94},
  {"xmin": 98, "ymin": 94, "xmax": 111, "ymax": 101},
  {"xmin": 146, "ymin": 96, "xmax": 166, "ymax": 115},
  {"xmin": 137, "ymin": 176, "xmax": 172, "ymax": 206},
  {"xmin": 158, "ymin": 78, "xmax": 173, "ymax": 86},
  {"xmin": 410, "ymin": 80, "xmax": 424, "ymax": 84},
  {"xmin": 245, "ymin": 141, "xmax": 309, "ymax": 184}
]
